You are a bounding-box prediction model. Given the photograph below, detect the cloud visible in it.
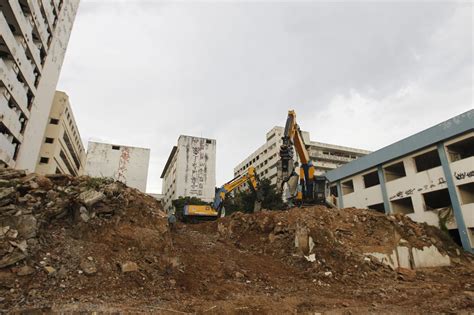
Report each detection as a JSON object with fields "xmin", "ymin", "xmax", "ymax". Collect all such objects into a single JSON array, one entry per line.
[{"xmin": 58, "ymin": 1, "xmax": 472, "ymax": 193}]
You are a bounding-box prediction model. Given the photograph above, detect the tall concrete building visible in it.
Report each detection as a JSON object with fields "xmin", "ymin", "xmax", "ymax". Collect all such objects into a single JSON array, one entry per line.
[
  {"xmin": 85, "ymin": 141, "xmax": 150, "ymax": 193},
  {"xmin": 234, "ymin": 126, "xmax": 370, "ymax": 187},
  {"xmin": 0, "ymin": 0, "xmax": 80, "ymax": 170},
  {"xmin": 35, "ymin": 91, "xmax": 85, "ymax": 176},
  {"xmin": 161, "ymin": 135, "xmax": 217, "ymax": 213},
  {"xmin": 326, "ymin": 110, "xmax": 474, "ymax": 252}
]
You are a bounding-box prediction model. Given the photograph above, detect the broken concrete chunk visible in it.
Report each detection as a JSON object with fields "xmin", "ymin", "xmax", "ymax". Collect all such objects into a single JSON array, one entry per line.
[
  {"xmin": 9, "ymin": 240, "xmax": 28, "ymax": 253},
  {"xmin": 120, "ymin": 261, "xmax": 138, "ymax": 273},
  {"xmin": 0, "ymin": 250, "xmax": 27, "ymax": 268},
  {"xmin": 44, "ymin": 266, "xmax": 56, "ymax": 275},
  {"xmin": 79, "ymin": 190, "xmax": 106, "ymax": 207},
  {"xmin": 5, "ymin": 228, "xmax": 18, "ymax": 239},
  {"xmin": 14, "ymin": 215, "xmax": 37, "ymax": 239},
  {"xmin": 79, "ymin": 206, "xmax": 90, "ymax": 222},
  {"xmin": 80, "ymin": 260, "xmax": 97, "ymax": 275},
  {"xmin": 0, "ymin": 226, "xmax": 10, "ymax": 237},
  {"xmin": 16, "ymin": 265, "xmax": 35, "ymax": 276}
]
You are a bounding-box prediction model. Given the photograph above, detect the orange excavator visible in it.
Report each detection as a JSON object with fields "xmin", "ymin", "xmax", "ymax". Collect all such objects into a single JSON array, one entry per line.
[{"xmin": 277, "ymin": 110, "xmax": 332, "ymax": 207}]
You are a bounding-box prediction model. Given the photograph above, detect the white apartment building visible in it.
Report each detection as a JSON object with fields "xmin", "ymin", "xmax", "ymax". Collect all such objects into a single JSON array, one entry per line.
[
  {"xmin": 35, "ymin": 91, "xmax": 84, "ymax": 176},
  {"xmin": 326, "ymin": 110, "xmax": 474, "ymax": 253},
  {"xmin": 234, "ymin": 126, "xmax": 370, "ymax": 187},
  {"xmin": 85, "ymin": 141, "xmax": 150, "ymax": 193},
  {"xmin": 0, "ymin": 0, "xmax": 80, "ymax": 170},
  {"xmin": 161, "ymin": 135, "xmax": 217, "ymax": 213}
]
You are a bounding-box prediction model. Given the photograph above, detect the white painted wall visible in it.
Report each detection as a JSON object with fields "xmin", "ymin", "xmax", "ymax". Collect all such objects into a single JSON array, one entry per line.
[
  {"xmin": 175, "ymin": 136, "xmax": 216, "ymax": 202},
  {"xmin": 85, "ymin": 142, "xmax": 150, "ymax": 192}
]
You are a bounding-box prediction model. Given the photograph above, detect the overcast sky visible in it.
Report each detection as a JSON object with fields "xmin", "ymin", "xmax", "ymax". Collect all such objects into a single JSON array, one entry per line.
[{"xmin": 57, "ymin": 0, "xmax": 473, "ymax": 194}]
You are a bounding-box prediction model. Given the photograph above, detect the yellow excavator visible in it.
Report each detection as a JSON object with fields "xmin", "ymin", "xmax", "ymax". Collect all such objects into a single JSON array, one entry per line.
[
  {"xmin": 277, "ymin": 110, "xmax": 333, "ymax": 207},
  {"xmin": 182, "ymin": 166, "xmax": 261, "ymax": 221}
]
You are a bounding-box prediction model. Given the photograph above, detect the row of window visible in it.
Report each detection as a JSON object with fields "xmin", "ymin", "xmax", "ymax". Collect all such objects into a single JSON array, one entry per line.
[
  {"xmin": 367, "ymin": 182, "xmax": 474, "ymax": 216},
  {"xmin": 340, "ymin": 136, "xmax": 474, "ymax": 195}
]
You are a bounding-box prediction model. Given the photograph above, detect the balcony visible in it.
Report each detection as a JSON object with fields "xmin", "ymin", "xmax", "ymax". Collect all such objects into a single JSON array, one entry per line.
[
  {"xmin": 0, "ymin": 92, "xmax": 22, "ymax": 138},
  {"xmin": 8, "ymin": 0, "xmax": 42, "ymax": 68},
  {"xmin": 41, "ymin": 0, "xmax": 56, "ymax": 30},
  {"xmin": 0, "ymin": 59, "xmax": 29, "ymax": 115},
  {"xmin": 309, "ymin": 151, "xmax": 355, "ymax": 163},
  {"xmin": 0, "ymin": 132, "xmax": 16, "ymax": 166},
  {"xmin": 27, "ymin": 0, "xmax": 50, "ymax": 50},
  {"xmin": 0, "ymin": 13, "xmax": 37, "ymax": 91}
]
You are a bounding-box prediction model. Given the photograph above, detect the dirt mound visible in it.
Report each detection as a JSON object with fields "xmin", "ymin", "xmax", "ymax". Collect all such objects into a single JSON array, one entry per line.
[
  {"xmin": 1, "ymin": 168, "xmax": 473, "ymax": 313},
  {"xmin": 0, "ymin": 168, "xmax": 173, "ymax": 310},
  {"xmin": 215, "ymin": 206, "xmax": 471, "ymax": 281}
]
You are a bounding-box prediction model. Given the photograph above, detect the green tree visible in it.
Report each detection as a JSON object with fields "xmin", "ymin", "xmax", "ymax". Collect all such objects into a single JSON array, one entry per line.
[{"xmin": 225, "ymin": 178, "xmax": 285, "ymax": 214}]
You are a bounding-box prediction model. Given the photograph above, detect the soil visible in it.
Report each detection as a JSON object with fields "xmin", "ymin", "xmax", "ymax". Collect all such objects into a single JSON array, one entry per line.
[{"xmin": 0, "ymin": 170, "xmax": 473, "ymax": 314}]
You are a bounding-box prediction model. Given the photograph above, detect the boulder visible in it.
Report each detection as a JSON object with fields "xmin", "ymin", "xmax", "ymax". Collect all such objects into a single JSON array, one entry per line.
[
  {"xmin": 80, "ymin": 260, "xmax": 97, "ymax": 275},
  {"xmin": 120, "ymin": 261, "xmax": 139, "ymax": 273},
  {"xmin": 16, "ymin": 265, "xmax": 35, "ymax": 276},
  {"xmin": 79, "ymin": 190, "xmax": 106, "ymax": 207}
]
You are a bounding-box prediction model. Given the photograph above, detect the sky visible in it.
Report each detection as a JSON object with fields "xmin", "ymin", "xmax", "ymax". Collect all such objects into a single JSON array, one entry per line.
[{"xmin": 57, "ymin": 0, "xmax": 473, "ymax": 194}]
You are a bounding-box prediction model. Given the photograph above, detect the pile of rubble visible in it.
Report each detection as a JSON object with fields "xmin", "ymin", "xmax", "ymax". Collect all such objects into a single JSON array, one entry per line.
[
  {"xmin": 216, "ymin": 206, "xmax": 471, "ymax": 282},
  {"xmin": 0, "ymin": 168, "xmax": 172, "ymax": 309}
]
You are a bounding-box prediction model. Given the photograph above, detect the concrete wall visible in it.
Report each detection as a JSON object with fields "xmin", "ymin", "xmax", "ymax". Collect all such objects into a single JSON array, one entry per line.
[{"xmin": 85, "ymin": 142, "xmax": 150, "ymax": 192}]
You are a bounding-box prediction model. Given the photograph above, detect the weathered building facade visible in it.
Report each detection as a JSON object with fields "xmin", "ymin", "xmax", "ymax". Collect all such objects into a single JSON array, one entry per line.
[
  {"xmin": 0, "ymin": 0, "xmax": 80, "ymax": 171},
  {"xmin": 35, "ymin": 91, "xmax": 85, "ymax": 176},
  {"xmin": 85, "ymin": 142, "xmax": 150, "ymax": 192},
  {"xmin": 234, "ymin": 126, "xmax": 370, "ymax": 187},
  {"xmin": 326, "ymin": 110, "xmax": 474, "ymax": 252},
  {"xmin": 161, "ymin": 135, "xmax": 216, "ymax": 213}
]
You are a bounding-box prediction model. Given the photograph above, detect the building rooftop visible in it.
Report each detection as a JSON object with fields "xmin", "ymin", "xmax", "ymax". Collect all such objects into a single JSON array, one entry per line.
[{"xmin": 325, "ymin": 109, "xmax": 474, "ymax": 182}]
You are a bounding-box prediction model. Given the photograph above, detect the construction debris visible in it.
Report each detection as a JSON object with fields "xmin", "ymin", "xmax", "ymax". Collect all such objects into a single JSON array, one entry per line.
[{"xmin": 0, "ymin": 168, "xmax": 472, "ymax": 313}]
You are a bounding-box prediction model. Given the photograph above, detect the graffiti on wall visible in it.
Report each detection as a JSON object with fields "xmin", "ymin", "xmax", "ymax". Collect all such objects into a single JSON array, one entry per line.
[
  {"xmin": 116, "ymin": 147, "xmax": 130, "ymax": 185},
  {"xmin": 454, "ymin": 170, "xmax": 474, "ymax": 181},
  {"xmin": 184, "ymin": 138, "xmax": 210, "ymax": 198},
  {"xmin": 389, "ymin": 177, "xmax": 446, "ymax": 201},
  {"xmin": 389, "ymin": 169, "xmax": 473, "ymax": 201}
]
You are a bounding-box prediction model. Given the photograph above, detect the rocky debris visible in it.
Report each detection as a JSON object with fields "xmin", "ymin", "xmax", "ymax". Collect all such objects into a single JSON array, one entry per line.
[
  {"xmin": 0, "ymin": 168, "xmax": 168, "ymax": 271},
  {"xmin": 215, "ymin": 206, "xmax": 470, "ymax": 282},
  {"xmin": 15, "ymin": 265, "xmax": 35, "ymax": 276},
  {"xmin": 120, "ymin": 261, "xmax": 139, "ymax": 273},
  {"xmin": 79, "ymin": 190, "xmax": 105, "ymax": 207},
  {"xmin": 80, "ymin": 259, "xmax": 97, "ymax": 275}
]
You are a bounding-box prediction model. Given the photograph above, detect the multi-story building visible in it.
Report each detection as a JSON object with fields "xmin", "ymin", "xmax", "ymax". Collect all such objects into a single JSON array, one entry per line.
[
  {"xmin": 35, "ymin": 91, "xmax": 84, "ymax": 176},
  {"xmin": 84, "ymin": 141, "xmax": 150, "ymax": 192},
  {"xmin": 0, "ymin": 0, "xmax": 80, "ymax": 171},
  {"xmin": 326, "ymin": 110, "xmax": 474, "ymax": 252},
  {"xmin": 234, "ymin": 126, "xmax": 370, "ymax": 187},
  {"xmin": 161, "ymin": 135, "xmax": 216, "ymax": 213}
]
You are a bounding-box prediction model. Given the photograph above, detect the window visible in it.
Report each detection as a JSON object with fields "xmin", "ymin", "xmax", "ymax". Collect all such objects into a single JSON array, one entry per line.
[
  {"xmin": 206, "ymin": 139, "xmax": 212, "ymax": 144},
  {"xmin": 342, "ymin": 180, "xmax": 354, "ymax": 195},
  {"xmin": 368, "ymin": 203, "xmax": 385, "ymax": 214},
  {"xmin": 447, "ymin": 136, "xmax": 474, "ymax": 162},
  {"xmin": 50, "ymin": 118, "xmax": 59, "ymax": 125},
  {"xmin": 458, "ymin": 182, "xmax": 474, "ymax": 205},
  {"xmin": 45, "ymin": 137, "xmax": 54, "ymax": 144},
  {"xmin": 112, "ymin": 145, "xmax": 120, "ymax": 150},
  {"xmin": 363, "ymin": 171, "xmax": 380, "ymax": 188},
  {"xmin": 423, "ymin": 188, "xmax": 451, "ymax": 211},
  {"xmin": 391, "ymin": 197, "xmax": 414, "ymax": 214},
  {"xmin": 39, "ymin": 157, "xmax": 49, "ymax": 164},
  {"xmin": 330, "ymin": 185, "xmax": 338, "ymax": 197},
  {"xmin": 414, "ymin": 150, "xmax": 441, "ymax": 172},
  {"xmin": 384, "ymin": 161, "xmax": 406, "ymax": 182}
]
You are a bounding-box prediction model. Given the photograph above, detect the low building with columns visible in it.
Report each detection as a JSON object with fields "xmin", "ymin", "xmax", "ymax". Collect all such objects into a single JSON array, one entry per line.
[{"xmin": 326, "ymin": 110, "xmax": 474, "ymax": 253}]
